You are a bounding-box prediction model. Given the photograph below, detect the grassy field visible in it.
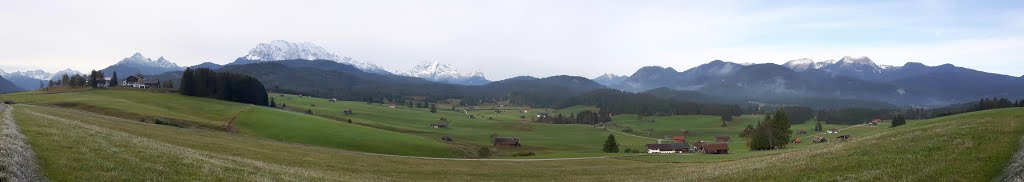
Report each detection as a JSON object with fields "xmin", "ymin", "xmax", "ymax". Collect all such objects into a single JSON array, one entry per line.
[
  {"xmin": 2, "ymin": 90, "xmax": 456, "ymax": 157},
  {"xmin": 271, "ymin": 94, "xmax": 656, "ymax": 158},
  {"xmin": 7, "ymin": 100, "xmax": 1023, "ymax": 181}
]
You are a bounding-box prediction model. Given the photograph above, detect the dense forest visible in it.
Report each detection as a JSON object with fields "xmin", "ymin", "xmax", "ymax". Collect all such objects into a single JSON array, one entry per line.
[
  {"xmin": 534, "ymin": 110, "xmax": 613, "ymax": 125},
  {"xmin": 555, "ymin": 89, "xmax": 743, "ymax": 117},
  {"xmin": 180, "ymin": 68, "xmax": 269, "ymax": 106}
]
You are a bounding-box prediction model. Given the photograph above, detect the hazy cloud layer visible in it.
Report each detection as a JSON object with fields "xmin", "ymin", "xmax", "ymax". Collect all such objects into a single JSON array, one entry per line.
[{"xmin": 1, "ymin": 0, "xmax": 1021, "ymax": 79}]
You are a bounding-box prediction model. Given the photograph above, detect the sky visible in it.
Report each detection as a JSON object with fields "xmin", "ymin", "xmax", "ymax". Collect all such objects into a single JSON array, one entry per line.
[{"xmin": 1, "ymin": 0, "xmax": 1022, "ymax": 80}]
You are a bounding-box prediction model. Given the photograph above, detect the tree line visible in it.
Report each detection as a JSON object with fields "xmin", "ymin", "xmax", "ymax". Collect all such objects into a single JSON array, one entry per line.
[
  {"xmin": 555, "ymin": 89, "xmax": 743, "ymax": 117},
  {"xmin": 179, "ymin": 68, "xmax": 269, "ymax": 106},
  {"xmin": 534, "ymin": 110, "xmax": 613, "ymax": 125}
]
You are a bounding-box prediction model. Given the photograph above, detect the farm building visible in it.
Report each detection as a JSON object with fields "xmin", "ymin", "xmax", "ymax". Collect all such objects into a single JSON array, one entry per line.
[
  {"xmin": 492, "ymin": 137, "xmax": 521, "ymax": 147},
  {"xmin": 141, "ymin": 79, "xmax": 161, "ymax": 88},
  {"xmin": 645, "ymin": 143, "xmax": 691, "ymax": 154},
  {"xmin": 536, "ymin": 113, "xmax": 549, "ymax": 118},
  {"xmin": 715, "ymin": 136, "xmax": 731, "ymax": 142},
  {"xmin": 793, "ymin": 138, "xmax": 802, "ymax": 144},
  {"xmin": 867, "ymin": 119, "xmax": 882, "ymax": 125},
  {"xmin": 122, "ymin": 75, "xmax": 159, "ymax": 88},
  {"xmin": 837, "ymin": 135, "xmax": 851, "ymax": 141},
  {"xmin": 693, "ymin": 141, "xmax": 707, "ymax": 151},
  {"xmin": 826, "ymin": 128, "xmax": 840, "ymax": 134},
  {"xmin": 703, "ymin": 143, "xmax": 729, "ymax": 154},
  {"xmin": 672, "ymin": 136, "xmax": 686, "ymax": 143},
  {"xmin": 812, "ymin": 136, "xmax": 828, "ymax": 143},
  {"xmin": 430, "ymin": 123, "xmax": 449, "ymax": 128}
]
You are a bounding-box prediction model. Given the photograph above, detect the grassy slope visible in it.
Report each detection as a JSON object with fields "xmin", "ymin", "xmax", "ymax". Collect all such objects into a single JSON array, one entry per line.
[
  {"xmin": 273, "ymin": 95, "xmax": 654, "ymax": 157},
  {"xmin": 3, "ymin": 90, "xmax": 455, "ymax": 157},
  {"xmin": 12, "ymin": 102, "xmax": 1024, "ymax": 181}
]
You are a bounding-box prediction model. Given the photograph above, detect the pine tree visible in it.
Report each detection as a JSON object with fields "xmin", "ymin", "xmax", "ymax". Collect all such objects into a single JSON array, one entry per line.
[
  {"xmin": 110, "ymin": 71, "xmax": 118, "ymax": 87},
  {"xmin": 740, "ymin": 124, "xmax": 755, "ymax": 138},
  {"xmin": 430, "ymin": 104, "xmax": 437, "ymax": 113},
  {"xmin": 891, "ymin": 114, "xmax": 906, "ymax": 128},
  {"xmin": 814, "ymin": 121, "xmax": 823, "ymax": 131},
  {"xmin": 180, "ymin": 68, "xmax": 194, "ymax": 96},
  {"xmin": 602, "ymin": 134, "xmax": 619, "ymax": 153},
  {"xmin": 270, "ymin": 97, "xmax": 277, "ymax": 107},
  {"xmin": 721, "ymin": 120, "xmax": 728, "ymax": 127}
]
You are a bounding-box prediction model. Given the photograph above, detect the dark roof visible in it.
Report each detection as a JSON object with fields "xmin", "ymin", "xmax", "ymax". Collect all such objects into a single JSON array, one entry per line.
[
  {"xmin": 493, "ymin": 137, "xmax": 519, "ymax": 143},
  {"xmin": 705, "ymin": 143, "xmax": 729, "ymax": 151},
  {"xmin": 140, "ymin": 80, "xmax": 160, "ymax": 84},
  {"xmin": 646, "ymin": 143, "xmax": 690, "ymax": 150}
]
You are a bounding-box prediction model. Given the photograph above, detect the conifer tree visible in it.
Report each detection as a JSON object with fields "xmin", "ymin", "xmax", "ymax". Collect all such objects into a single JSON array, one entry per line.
[{"xmin": 602, "ymin": 134, "xmax": 619, "ymax": 153}]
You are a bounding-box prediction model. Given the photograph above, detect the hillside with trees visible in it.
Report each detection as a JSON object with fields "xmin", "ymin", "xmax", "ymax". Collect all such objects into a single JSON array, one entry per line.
[{"xmin": 179, "ymin": 68, "xmax": 269, "ymax": 106}]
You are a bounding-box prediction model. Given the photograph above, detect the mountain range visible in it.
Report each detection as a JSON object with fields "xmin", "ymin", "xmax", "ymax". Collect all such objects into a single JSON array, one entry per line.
[
  {"xmin": 0, "ymin": 75, "xmax": 21, "ymax": 93},
  {"xmin": 599, "ymin": 56, "xmax": 1024, "ymax": 107},
  {"xmin": 0, "ymin": 68, "xmax": 83, "ymax": 90},
  {"xmin": 227, "ymin": 40, "xmax": 391, "ymax": 75},
  {"xmin": 100, "ymin": 53, "xmax": 184, "ymax": 76},
  {"xmin": 396, "ymin": 61, "xmax": 489, "ymax": 85},
  {"xmin": 8, "ymin": 39, "xmax": 1019, "ymax": 109}
]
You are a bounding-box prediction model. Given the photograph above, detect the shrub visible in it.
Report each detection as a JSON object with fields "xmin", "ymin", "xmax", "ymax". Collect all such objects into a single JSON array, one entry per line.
[
  {"xmin": 511, "ymin": 151, "xmax": 536, "ymax": 157},
  {"xmin": 478, "ymin": 147, "xmax": 492, "ymax": 158}
]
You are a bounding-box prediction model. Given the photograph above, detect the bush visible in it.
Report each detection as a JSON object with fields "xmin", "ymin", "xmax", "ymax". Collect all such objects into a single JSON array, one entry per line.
[
  {"xmin": 621, "ymin": 128, "xmax": 633, "ymax": 133},
  {"xmin": 478, "ymin": 147, "xmax": 492, "ymax": 158},
  {"xmin": 511, "ymin": 151, "xmax": 536, "ymax": 157},
  {"xmin": 3, "ymin": 100, "xmax": 16, "ymax": 104}
]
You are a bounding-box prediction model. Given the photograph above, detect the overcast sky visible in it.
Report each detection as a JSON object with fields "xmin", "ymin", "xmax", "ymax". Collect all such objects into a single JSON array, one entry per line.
[{"xmin": 1, "ymin": 0, "xmax": 1022, "ymax": 79}]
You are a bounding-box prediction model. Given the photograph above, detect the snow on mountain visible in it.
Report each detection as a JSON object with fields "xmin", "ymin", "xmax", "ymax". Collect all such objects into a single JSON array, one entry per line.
[
  {"xmin": 1, "ymin": 70, "xmax": 52, "ymax": 80},
  {"xmin": 237, "ymin": 40, "xmax": 390, "ymax": 74},
  {"xmin": 397, "ymin": 61, "xmax": 489, "ymax": 85},
  {"xmin": 100, "ymin": 53, "xmax": 184, "ymax": 75},
  {"xmin": 116, "ymin": 53, "xmax": 182, "ymax": 69},
  {"xmin": 51, "ymin": 69, "xmax": 83, "ymax": 80},
  {"xmin": 782, "ymin": 58, "xmax": 817, "ymax": 71},
  {"xmin": 592, "ymin": 73, "xmax": 628, "ymax": 86}
]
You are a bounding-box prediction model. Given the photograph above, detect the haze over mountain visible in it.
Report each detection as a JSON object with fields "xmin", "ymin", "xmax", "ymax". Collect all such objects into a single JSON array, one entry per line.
[
  {"xmin": 396, "ymin": 61, "xmax": 489, "ymax": 85},
  {"xmin": 592, "ymin": 74, "xmax": 628, "ymax": 86},
  {"xmin": 0, "ymin": 68, "xmax": 84, "ymax": 90},
  {"xmin": 0, "ymin": 75, "xmax": 23, "ymax": 93},
  {"xmin": 100, "ymin": 53, "xmax": 184, "ymax": 76},
  {"xmin": 607, "ymin": 57, "xmax": 1024, "ymax": 107},
  {"xmin": 228, "ymin": 40, "xmax": 390, "ymax": 75}
]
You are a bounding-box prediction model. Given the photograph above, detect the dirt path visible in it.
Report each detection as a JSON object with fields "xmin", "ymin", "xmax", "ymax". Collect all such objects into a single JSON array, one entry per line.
[
  {"xmin": 0, "ymin": 105, "xmax": 47, "ymax": 182},
  {"xmin": 998, "ymin": 135, "xmax": 1024, "ymax": 182},
  {"xmin": 223, "ymin": 106, "xmax": 253, "ymax": 133},
  {"xmin": 799, "ymin": 124, "xmax": 868, "ymax": 140}
]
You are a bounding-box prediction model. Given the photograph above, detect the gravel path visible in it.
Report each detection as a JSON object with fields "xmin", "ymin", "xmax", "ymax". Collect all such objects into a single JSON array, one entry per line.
[{"xmin": 0, "ymin": 105, "xmax": 47, "ymax": 182}]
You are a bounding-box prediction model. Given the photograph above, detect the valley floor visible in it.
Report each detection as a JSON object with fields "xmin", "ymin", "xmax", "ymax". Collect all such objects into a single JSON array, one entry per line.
[{"xmin": 4, "ymin": 102, "xmax": 1024, "ymax": 181}]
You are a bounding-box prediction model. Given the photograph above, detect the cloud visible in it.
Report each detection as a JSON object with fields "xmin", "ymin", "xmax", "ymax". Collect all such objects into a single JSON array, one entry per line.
[{"xmin": 0, "ymin": 0, "xmax": 1021, "ymax": 79}]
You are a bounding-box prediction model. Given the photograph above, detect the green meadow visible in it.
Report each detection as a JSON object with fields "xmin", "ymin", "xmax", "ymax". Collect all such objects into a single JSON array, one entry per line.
[{"xmin": 5, "ymin": 90, "xmax": 1021, "ymax": 180}]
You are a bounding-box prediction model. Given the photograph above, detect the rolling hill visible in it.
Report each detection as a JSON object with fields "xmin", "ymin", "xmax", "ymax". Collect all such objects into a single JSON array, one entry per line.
[{"xmin": 4, "ymin": 88, "xmax": 1022, "ymax": 181}]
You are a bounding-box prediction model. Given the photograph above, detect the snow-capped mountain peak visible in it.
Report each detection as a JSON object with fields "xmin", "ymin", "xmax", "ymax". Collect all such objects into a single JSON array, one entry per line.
[
  {"xmin": 783, "ymin": 58, "xmax": 817, "ymax": 71},
  {"xmin": 116, "ymin": 52, "xmax": 181, "ymax": 68},
  {"xmin": 837, "ymin": 56, "xmax": 877, "ymax": 67},
  {"xmin": 397, "ymin": 61, "xmax": 489, "ymax": 85},
  {"xmin": 238, "ymin": 40, "xmax": 389, "ymax": 74},
  {"xmin": 50, "ymin": 68, "xmax": 83, "ymax": 80}
]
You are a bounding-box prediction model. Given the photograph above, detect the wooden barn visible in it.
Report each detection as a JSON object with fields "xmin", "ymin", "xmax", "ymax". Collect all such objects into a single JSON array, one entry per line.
[
  {"xmin": 836, "ymin": 135, "xmax": 851, "ymax": 141},
  {"xmin": 715, "ymin": 136, "xmax": 731, "ymax": 142},
  {"xmin": 492, "ymin": 137, "xmax": 521, "ymax": 147},
  {"xmin": 812, "ymin": 136, "xmax": 828, "ymax": 143},
  {"xmin": 672, "ymin": 136, "xmax": 686, "ymax": 143},
  {"xmin": 703, "ymin": 143, "xmax": 729, "ymax": 154},
  {"xmin": 645, "ymin": 143, "xmax": 691, "ymax": 154}
]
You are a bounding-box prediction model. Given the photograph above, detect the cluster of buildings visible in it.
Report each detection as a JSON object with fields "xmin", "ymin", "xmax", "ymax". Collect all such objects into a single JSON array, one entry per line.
[
  {"xmin": 645, "ymin": 135, "xmax": 731, "ymax": 154},
  {"xmin": 91, "ymin": 75, "xmax": 163, "ymax": 89}
]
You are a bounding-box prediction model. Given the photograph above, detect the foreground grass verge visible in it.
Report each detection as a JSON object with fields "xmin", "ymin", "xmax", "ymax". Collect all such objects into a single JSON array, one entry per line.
[
  {"xmin": 11, "ymin": 102, "xmax": 1024, "ymax": 181},
  {"xmin": 0, "ymin": 105, "xmax": 45, "ymax": 181}
]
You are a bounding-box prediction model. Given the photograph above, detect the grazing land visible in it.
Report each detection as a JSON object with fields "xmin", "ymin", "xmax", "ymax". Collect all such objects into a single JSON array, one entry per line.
[{"xmin": 5, "ymin": 99, "xmax": 1022, "ymax": 181}]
